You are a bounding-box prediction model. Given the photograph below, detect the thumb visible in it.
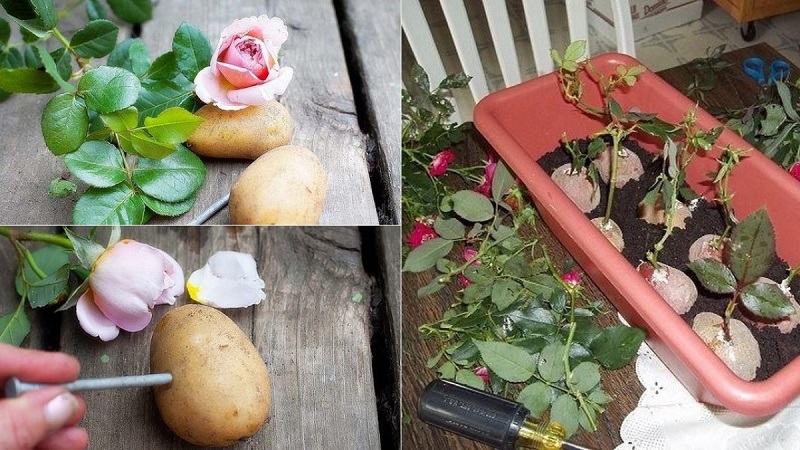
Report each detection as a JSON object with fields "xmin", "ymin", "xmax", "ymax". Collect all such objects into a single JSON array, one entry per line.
[{"xmin": 0, "ymin": 387, "xmax": 80, "ymax": 450}]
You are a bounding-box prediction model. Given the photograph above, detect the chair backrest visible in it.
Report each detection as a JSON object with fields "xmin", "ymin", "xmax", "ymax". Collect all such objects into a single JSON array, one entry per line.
[{"xmin": 402, "ymin": 0, "xmax": 635, "ymax": 121}]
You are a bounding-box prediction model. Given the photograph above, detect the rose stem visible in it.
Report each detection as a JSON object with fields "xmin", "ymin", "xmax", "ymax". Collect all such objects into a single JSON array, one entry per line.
[
  {"xmin": 0, "ymin": 228, "xmax": 73, "ymax": 249},
  {"xmin": 602, "ymin": 131, "xmax": 623, "ymax": 227}
]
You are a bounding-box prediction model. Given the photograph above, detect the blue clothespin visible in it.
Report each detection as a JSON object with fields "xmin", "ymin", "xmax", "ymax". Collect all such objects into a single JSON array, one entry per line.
[{"xmin": 743, "ymin": 57, "xmax": 791, "ymax": 85}]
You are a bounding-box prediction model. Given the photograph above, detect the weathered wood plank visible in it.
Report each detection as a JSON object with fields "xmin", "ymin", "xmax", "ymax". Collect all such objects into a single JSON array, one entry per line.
[
  {"xmin": 57, "ymin": 226, "xmax": 381, "ymax": 448},
  {"xmin": 141, "ymin": 0, "xmax": 380, "ymax": 225},
  {"xmin": 340, "ymin": 0, "xmax": 402, "ymax": 224}
]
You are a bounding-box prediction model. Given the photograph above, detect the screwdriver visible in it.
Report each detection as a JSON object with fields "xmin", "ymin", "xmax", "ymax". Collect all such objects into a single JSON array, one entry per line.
[
  {"xmin": 418, "ymin": 379, "xmax": 595, "ymax": 450},
  {"xmin": 4, "ymin": 373, "xmax": 173, "ymax": 398}
]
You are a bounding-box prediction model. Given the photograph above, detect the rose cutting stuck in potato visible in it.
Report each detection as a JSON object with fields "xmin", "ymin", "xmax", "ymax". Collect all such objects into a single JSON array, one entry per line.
[
  {"xmin": 195, "ymin": 15, "xmax": 294, "ymax": 110},
  {"xmin": 76, "ymin": 240, "xmax": 184, "ymax": 341}
]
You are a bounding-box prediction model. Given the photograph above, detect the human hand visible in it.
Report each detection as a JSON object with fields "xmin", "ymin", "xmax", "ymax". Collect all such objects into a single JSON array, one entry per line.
[{"xmin": 0, "ymin": 343, "xmax": 87, "ymax": 450}]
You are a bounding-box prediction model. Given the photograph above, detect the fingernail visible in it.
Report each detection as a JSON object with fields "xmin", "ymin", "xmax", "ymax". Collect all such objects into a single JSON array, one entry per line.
[{"xmin": 44, "ymin": 393, "xmax": 78, "ymax": 428}]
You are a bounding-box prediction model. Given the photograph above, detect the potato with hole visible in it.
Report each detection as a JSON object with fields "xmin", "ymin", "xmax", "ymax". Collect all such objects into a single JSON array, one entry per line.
[
  {"xmin": 187, "ymin": 101, "xmax": 294, "ymax": 159},
  {"xmin": 230, "ymin": 145, "xmax": 327, "ymax": 224},
  {"xmin": 150, "ymin": 304, "xmax": 271, "ymax": 447}
]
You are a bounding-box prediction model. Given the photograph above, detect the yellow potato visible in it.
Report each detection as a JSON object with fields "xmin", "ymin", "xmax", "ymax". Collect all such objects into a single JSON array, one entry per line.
[
  {"xmin": 150, "ymin": 305, "xmax": 271, "ymax": 447},
  {"xmin": 229, "ymin": 145, "xmax": 327, "ymax": 224},
  {"xmin": 187, "ymin": 101, "xmax": 294, "ymax": 159}
]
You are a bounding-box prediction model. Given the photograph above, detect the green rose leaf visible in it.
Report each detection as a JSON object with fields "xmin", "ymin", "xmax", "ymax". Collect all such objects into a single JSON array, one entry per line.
[
  {"xmin": 516, "ymin": 382, "xmax": 552, "ymax": 418},
  {"xmin": 144, "ymin": 107, "xmax": 204, "ymax": 144},
  {"xmin": 0, "ymin": 17, "xmax": 10, "ymax": 47},
  {"xmin": 34, "ymin": 45, "xmax": 74, "ymax": 92},
  {"xmin": 106, "ymin": 0, "xmax": 152, "ymax": 24},
  {"xmin": 15, "ymin": 245, "xmax": 71, "ymax": 308},
  {"xmin": 41, "ymin": 94, "xmax": 88, "ymax": 155},
  {"xmin": 740, "ymin": 282, "xmax": 795, "ymax": 320},
  {"xmin": 136, "ymin": 78, "xmax": 195, "ymax": 120},
  {"xmin": 538, "ymin": 342, "xmax": 566, "ymax": 382},
  {"xmin": 433, "ymin": 217, "xmax": 465, "ymax": 240},
  {"xmin": 48, "ymin": 179, "xmax": 77, "ymax": 198},
  {"xmin": 454, "ymin": 369, "xmax": 485, "ymax": 390},
  {"xmin": 550, "ymin": 394, "xmax": 580, "ymax": 438},
  {"xmin": 491, "ymin": 161, "xmax": 514, "ymax": 203},
  {"xmin": 777, "ymin": 82, "xmax": 800, "ymax": 122},
  {"xmin": 79, "ymin": 66, "xmax": 141, "ymax": 114},
  {"xmin": 64, "ymin": 140, "xmax": 127, "ymax": 188},
  {"xmin": 590, "ymin": 325, "xmax": 646, "ymax": 369},
  {"xmin": 141, "ymin": 193, "xmax": 196, "ymax": 217},
  {"xmin": 129, "ymin": 130, "xmax": 176, "ymax": 159},
  {"xmin": 402, "ymin": 238, "xmax": 453, "ymax": 273},
  {"xmin": 563, "ymin": 40, "xmax": 586, "ymax": 64},
  {"xmin": 72, "ymin": 184, "xmax": 147, "ymax": 225},
  {"xmin": 100, "ymin": 106, "xmax": 138, "ymax": 133},
  {"xmin": 760, "ymin": 104, "xmax": 786, "ymax": 137},
  {"xmin": 687, "ymin": 258, "xmax": 737, "ymax": 294},
  {"xmin": 0, "ymin": 68, "xmax": 58, "ymax": 93},
  {"xmin": 588, "ymin": 388, "xmax": 613, "ymax": 405},
  {"xmin": 491, "ymin": 279, "xmax": 520, "ymax": 311},
  {"xmin": 132, "ymin": 144, "xmax": 206, "ymax": 202},
  {"xmin": 172, "ymin": 22, "xmax": 212, "ymax": 81},
  {"xmin": 85, "ymin": 0, "xmax": 106, "ymax": 20},
  {"xmin": 451, "ymin": 190, "xmax": 494, "ymax": 222},
  {"xmin": 571, "ymin": 362, "xmax": 601, "ymax": 393},
  {"xmin": 70, "ymin": 19, "xmax": 119, "ymax": 58},
  {"xmin": 728, "ymin": 209, "xmax": 775, "ymax": 284},
  {"xmin": 63, "ymin": 227, "xmax": 106, "ymax": 268},
  {"xmin": 0, "ymin": 301, "xmax": 30, "ymax": 346},
  {"xmin": 473, "ymin": 340, "xmax": 536, "ymax": 383},
  {"xmin": 145, "ymin": 51, "xmax": 180, "ymax": 81}
]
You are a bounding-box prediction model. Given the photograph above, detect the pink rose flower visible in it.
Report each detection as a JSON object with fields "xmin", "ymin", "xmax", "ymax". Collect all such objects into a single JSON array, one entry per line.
[
  {"xmin": 561, "ymin": 269, "xmax": 582, "ymax": 286},
  {"xmin": 76, "ymin": 239, "xmax": 184, "ymax": 341},
  {"xmin": 790, "ymin": 162, "xmax": 800, "ymax": 181},
  {"xmin": 408, "ymin": 221, "xmax": 438, "ymax": 249},
  {"xmin": 474, "ymin": 366, "xmax": 490, "ymax": 383},
  {"xmin": 194, "ymin": 15, "xmax": 294, "ymax": 110},
  {"xmin": 475, "ymin": 154, "xmax": 498, "ymax": 197},
  {"xmin": 428, "ymin": 150, "xmax": 456, "ymax": 177},
  {"xmin": 463, "ymin": 247, "xmax": 480, "ymax": 264},
  {"xmin": 457, "ymin": 273, "xmax": 472, "ymax": 287}
]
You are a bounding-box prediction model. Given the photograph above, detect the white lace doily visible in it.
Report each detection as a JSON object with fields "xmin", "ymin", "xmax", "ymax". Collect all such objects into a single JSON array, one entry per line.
[{"xmin": 615, "ymin": 342, "xmax": 800, "ymax": 450}]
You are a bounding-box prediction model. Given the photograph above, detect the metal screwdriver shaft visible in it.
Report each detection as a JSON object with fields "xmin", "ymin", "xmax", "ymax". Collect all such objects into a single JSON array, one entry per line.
[{"xmin": 4, "ymin": 373, "xmax": 173, "ymax": 398}]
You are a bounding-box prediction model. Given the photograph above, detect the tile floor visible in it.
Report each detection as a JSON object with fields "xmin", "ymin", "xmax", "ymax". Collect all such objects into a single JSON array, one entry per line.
[{"xmin": 402, "ymin": 0, "xmax": 800, "ymax": 121}]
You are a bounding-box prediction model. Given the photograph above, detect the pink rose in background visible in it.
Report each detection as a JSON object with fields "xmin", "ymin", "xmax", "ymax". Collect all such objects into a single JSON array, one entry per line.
[
  {"xmin": 475, "ymin": 154, "xmax": 497, "ymax": 197},
  {"xmin": 429, "ymin": 150, "xmax": 456, "ymax": 177},
  {"xmin": 76, "ymin": 240, "xmax": 184, "ymax": 341},
  {"xmin": 408, "ymin": 221, "xmax": 438, "ymax": 249},
  {"xmin": 790, "ymin": 162, "xmax": 800, "ymax": 181},
  {"xmin": 561, "ymin": 269, "xmax": 582, "ymax": 286},
  {"xmin": 195, "ymin": 15, "xmax": 294, "ymax": 110},
  {"xmin": 463, "ymin": 247, "xmax": 479, "ymax": 264},
  {"xmin": 457, "ymin": 274, "xmax": 472, "ymax": 287},
  {"xmin": 474, "ymin": 366, "xmax": 490, "ymax": 383}
]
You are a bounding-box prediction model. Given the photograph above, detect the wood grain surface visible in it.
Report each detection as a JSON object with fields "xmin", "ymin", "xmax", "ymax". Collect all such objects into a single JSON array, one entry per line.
[
  {"xmin": 401, "ymin": 44, "xmax": 789, "ymax": 449},
  {"xmin": 0, "ymin": 0, "xmax": 400, "ymax": 225},
  {"xmin": 0, "ymin": 226, "xmax": 399, "ymax": 449}
]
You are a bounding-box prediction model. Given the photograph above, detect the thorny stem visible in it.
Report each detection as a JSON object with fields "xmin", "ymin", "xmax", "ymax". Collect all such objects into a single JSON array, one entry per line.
[
  {"xmin": 562, "ymin": 282, "xmax": 597, "ymax": 431},
  {"xmin": 13, "ymin": 241, "xmax": 47, "ymax": 280},
  {"xmin": 603, "ymin": 131, "xmax": 623, "ymax": 226},
  {"xmin": 723, "ymin": 292, "xmax": 738, "ymax": 342},
  {"xmin": 0, "ymin": 228, "xmax": 73, "ymax": 250},
  {"xmin": 783, "ymin": 264, "xmax": 800, "ymax": 289}
]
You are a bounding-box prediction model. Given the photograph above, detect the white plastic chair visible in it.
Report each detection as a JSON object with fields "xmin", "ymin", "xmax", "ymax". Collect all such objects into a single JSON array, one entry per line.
[{"xmin": 402, "ymin": 0, "xmax": 635, "ymax": 122}]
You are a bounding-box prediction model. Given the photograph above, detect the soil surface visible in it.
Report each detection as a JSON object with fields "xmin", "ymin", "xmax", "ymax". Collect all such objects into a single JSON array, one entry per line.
[{"xmin": 538, "ymin": 139, "xmax": 800, "ymax": 381}]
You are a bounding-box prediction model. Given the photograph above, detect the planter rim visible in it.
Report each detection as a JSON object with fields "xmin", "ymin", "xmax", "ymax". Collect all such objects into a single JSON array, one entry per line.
[{"xmin": 474, "ymin": 52, "xmax": 800, "ymax": 417}]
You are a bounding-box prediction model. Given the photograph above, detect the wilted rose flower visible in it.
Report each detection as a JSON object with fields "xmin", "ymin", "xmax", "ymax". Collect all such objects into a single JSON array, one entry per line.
[
  {"xmin": 408, "ymin": 221, "xmax": 437, "ymax": 249},
  {"xmin": 195, "ymin": 15, "xmax": 293, "ymax": 110},
  {"xmin": 428, "ymin": 150, "xmax": 456, "ymax": 177},
  {"xmin": 474, "ymin": 366, "xmax": 490, "ymax": 383},
  {"xmin": 475, "ymin": 154, "xmax": 497, "ymax": 197},
  {"xmin": 76, "ymin": 240, "xmax": 184, "ymax": 341},
  {"xmin": 186, "ymin": 251, "xmax": 266, "ymax": 308},
  {"xmin": 790, "ymin": 162, "xmax": 800, "ymax": 181},
  {"xmin": 561, "ymin": 269, "xmax": 582, "ymax": 286}
]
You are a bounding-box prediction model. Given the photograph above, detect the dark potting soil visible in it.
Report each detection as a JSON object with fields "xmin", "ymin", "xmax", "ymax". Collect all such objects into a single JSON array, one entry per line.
[{"xmin": 538, "ymin": 139, "xmax": 800, "ymax": 381}]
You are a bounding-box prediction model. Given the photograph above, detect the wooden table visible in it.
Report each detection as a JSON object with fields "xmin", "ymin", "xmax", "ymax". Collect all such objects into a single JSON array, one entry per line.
[
  {"xmin": 0, "ymin": 226, "xmax": 401, "ymax": 449},
  {"xmin": 0, "ymin": 0, "xmax": 399, "ymax": 225},
  {"xmin": 402, "ymin": 43, "xmax": 799, "ymax": 449}
]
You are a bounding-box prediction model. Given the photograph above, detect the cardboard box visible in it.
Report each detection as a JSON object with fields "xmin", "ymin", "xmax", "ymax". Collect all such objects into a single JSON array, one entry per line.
[{"xmin": 588, "ymin": 0, "xmax": 703, "ymax": 41}]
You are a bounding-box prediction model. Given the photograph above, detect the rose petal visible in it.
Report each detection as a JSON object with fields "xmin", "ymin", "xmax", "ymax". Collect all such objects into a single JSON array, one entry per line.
[
  {"xmin": 194, "ymin": 67, "xmax": 247, "ymax": 111},
  {"xmin": 217, "ymin": 62, "xmax": 264, "ymax": 89},
  {"xmin": 186, "ymin": 251, "xmax": 266, "ymax": 308},
  {"xmin": 154, "ymin": 248, "xmax": 185, "ymax": 306},
  {"xmin": 222, "ymin": 15, "xmax": 288, "ymax": 52},
  {"xmin": 76, "ymin": 290, "xmax": 120, "ymax": 341},
  {"xmin": 227, "ymin": 66, "xmax": 293, "ymax": 105}
]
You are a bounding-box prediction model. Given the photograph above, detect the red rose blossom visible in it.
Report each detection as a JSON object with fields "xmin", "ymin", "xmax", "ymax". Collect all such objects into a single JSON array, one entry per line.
[
  {"xmin": 561, "ymin": 269, "xmax": 582, "ymax": 286},
  {"xmin": 428, "ymin": 150, "xmax": 456, "ymax": 177},
  {"xmin": 475, "ymin": 154, "xmax": 498, "ymax": 197},
  {"xmin": 408, "ymin": 221, "xmax": 437, "ymax": 249},
  {"xmin": 790, "ymin": 162, "xmax": 800, "ymax": 181},
  {"xmin": 474, "ymin": 366, "xmax": 490, "ymax": 383}
]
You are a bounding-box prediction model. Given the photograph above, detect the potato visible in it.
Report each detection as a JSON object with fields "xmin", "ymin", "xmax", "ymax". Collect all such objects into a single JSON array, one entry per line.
[
  {"xmin": 187, "ymin": 101, "xmax": 294, "ymax": 159},
  {"xmin": 150, "ymin": 305, "xmax": 271, "ymax": 447},
  {"xmin": 229, "ymin": 145, "xmax": 327, "ymax": 224}
]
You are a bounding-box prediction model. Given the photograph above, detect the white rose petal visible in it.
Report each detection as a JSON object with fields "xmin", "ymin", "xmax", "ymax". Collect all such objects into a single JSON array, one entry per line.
[{"xmin": 186, "ymin": 251, "xmax": 266, "ymax": 308}]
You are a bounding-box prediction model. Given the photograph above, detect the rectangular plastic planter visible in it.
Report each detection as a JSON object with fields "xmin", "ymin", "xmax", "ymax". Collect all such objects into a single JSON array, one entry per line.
[{"xmin": 474, "ymin": 53, "xmax": 800, "ymax": 417}]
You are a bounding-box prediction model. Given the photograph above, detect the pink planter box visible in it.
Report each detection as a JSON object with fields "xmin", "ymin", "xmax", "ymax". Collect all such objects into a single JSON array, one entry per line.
[{"xmin": 474, "ymin": 53, "xmax": 800, "ymax": 416}]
